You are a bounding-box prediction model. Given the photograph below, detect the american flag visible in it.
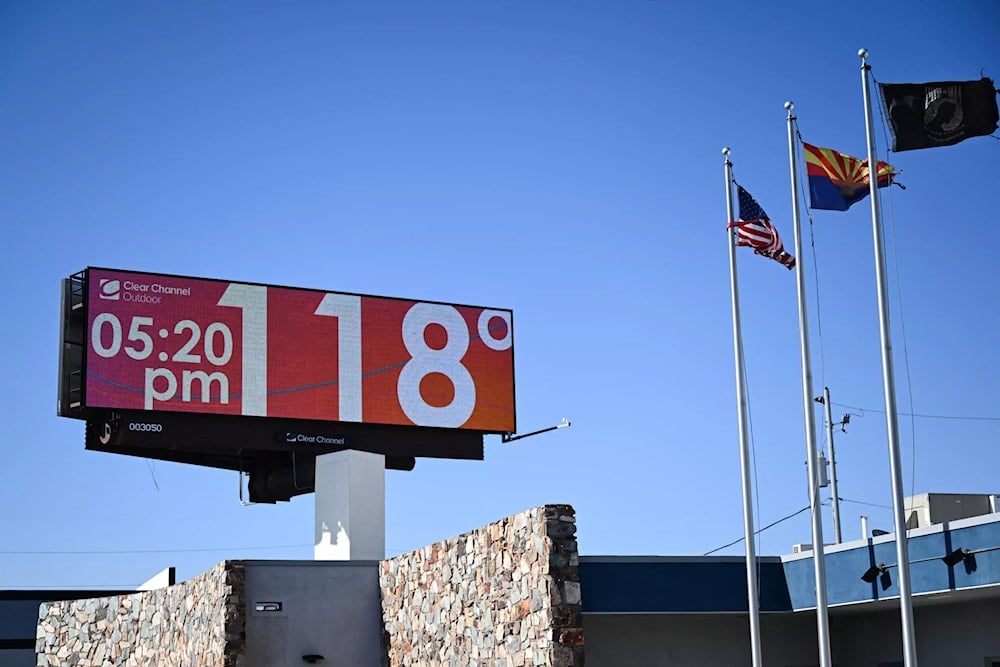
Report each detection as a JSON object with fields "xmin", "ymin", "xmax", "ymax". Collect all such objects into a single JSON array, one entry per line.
[{"xmin": 730, "ymin": 184, "xmax": 795, "ymax": 270}]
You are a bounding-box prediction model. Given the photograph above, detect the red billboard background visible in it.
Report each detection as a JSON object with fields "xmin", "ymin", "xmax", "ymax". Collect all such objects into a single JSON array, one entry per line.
[{"xmin": 84, "ymin": 268, "xmax": 515, "ymax": 432}]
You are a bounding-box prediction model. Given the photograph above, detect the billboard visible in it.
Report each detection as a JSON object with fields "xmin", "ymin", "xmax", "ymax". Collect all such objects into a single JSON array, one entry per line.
[{"xmin": 65, "ymin": 268, "xmax": 516, "ymax": 434}]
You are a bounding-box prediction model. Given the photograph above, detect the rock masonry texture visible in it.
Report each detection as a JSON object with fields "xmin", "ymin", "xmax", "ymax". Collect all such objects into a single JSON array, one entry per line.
[
  {"xmin": 35, "ymin": 561, "xmax": 246, "ymax": 667},
  {"xmin": 379, "ymin": 504, "xmax": 584, "ymax": 666}
]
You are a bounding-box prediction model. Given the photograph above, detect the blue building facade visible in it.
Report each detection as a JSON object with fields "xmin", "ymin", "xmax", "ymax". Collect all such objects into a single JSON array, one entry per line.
[{"xmin": 579, "ymin": 510, "xmax": 1000, "ymax": 665}]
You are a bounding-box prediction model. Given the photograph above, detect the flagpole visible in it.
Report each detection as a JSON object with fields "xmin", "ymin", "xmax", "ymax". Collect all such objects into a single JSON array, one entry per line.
[
  {"xmin": 859, "ymin": 48, "xmax": 919, "ymax": 667},
  {"xmin": 784, "ymin": 102, "xmax": 833, "ymax": 667},
  {"xmin": 723, "ymin": 147, "xmax": 763, "ymax": 667}
]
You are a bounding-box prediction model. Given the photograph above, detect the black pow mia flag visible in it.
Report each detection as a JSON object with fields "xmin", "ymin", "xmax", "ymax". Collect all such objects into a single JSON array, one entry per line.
[{"xmin": 879, "ymin": 77, "xmax": 999, "ymax": 152}]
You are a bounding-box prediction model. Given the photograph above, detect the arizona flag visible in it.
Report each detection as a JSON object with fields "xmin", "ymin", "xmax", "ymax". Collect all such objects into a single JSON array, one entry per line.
[{"xmin": 803, "ymin": 143, "xmax": 895, "ymax": 211}]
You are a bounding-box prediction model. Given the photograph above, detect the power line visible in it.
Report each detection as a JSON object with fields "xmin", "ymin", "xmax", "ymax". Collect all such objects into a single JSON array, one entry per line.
[
  {"xmin": 704, "ymin": 505, "xmax": 811, "ymax": 556},
  {"xmin": 1, "ymin": 584, "xmax": 137, "ymax": 590},
  {"xmin": 838, "ymin": 497, "xmax": 893, "ymax": 510},
  {"xmin": 0, "ymin": 544, "xmax": 310, "ymax": 556},
  {"xmin": 831, "ymin": 402, "xmax": 1000, "ymax": 422}
]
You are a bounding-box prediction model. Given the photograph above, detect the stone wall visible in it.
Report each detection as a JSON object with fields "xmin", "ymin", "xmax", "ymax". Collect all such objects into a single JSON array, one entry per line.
[
  {"xmin": 380, "ymin": 504, "xmax": 584, "ymax": 666},
  {"xmin": 35, "ymin": 560, "xmax": 246, "ymax": 667}
]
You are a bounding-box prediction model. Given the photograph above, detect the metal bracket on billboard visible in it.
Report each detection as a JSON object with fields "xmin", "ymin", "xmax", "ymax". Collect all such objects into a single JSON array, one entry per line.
[
  {"xmin": 238, "ymin": 452, "xmax": 312, "ymax": 505},
  {"xmin": 238, "ymin": 456, "xmax": 254, "ymax": 506},
  {"xmin": 290, "ymin": 451, "xmax": 310, "ymax": 493},
  {"xmin": 501, "ymin": 418, "xmax": 571, "ymax": 444}
]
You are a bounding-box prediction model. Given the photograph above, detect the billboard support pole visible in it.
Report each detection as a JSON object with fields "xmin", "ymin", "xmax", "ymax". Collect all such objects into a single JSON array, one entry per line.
[{"xmin": 314, "ymin": 450, "xmax": 386, "ymax": 561}]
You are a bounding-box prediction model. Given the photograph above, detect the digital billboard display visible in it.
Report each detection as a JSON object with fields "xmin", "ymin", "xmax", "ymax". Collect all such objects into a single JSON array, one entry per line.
[{"xmin": 77, "ymin": 268, "xmax": 515, "ymax": 433}]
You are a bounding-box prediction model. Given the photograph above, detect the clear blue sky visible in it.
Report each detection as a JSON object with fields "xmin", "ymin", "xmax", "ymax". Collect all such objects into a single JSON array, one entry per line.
[{"xmin": 1, "ymin": 1, "xmax": 997, "ymax": 588}]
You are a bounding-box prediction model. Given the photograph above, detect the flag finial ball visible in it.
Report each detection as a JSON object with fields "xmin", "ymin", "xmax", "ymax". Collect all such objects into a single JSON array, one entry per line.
[
  {"xmin": 858, "ymin": 48, "xmax": 869, "ymax": 59},
  {"xmin": 784, "ymin": 101, "xmax": 794, "ymax": 111},
  {"xmin": 722, "ymin": 147, "xmax": 731, "ymax": 156}
]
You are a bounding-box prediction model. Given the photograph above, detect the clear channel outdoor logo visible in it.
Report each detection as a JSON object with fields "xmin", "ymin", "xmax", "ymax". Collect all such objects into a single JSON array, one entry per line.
[
  {"xmin": 99, "ymin": 279, "xmax": 121, "ymax": 300},
  {"xmin": 283, "ymin": 432, "xmax": 347, "ymax": 445}
]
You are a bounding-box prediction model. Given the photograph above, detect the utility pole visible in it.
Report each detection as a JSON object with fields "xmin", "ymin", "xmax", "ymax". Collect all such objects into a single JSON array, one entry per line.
[{"xmin": 815, "ymin": 387, "xmax": 843, "ymax": 544}]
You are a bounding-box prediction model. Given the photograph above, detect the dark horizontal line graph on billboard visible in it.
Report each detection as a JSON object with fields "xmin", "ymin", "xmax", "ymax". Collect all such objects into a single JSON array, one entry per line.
[
  {"xmin": 85, "ymin": 322, "xmax": 510, "ymax": 402},
  {"xmin": 66, "ymin": 267, "xmax": 516, "ymax": 434}
]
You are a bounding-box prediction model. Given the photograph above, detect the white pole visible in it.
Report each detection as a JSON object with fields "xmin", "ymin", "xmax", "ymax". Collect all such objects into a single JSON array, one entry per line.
[
  {"xmin": 858, "ymin": 47, "xmax": 919, "ymax": 667},
  {"xmin": 314, "ymin": 450, "xmax": 386, "ymax": 561},
  {"xmin": 723, "ymin": 148, "xmax": 764, "ymax": 667},
  {"xmin": 822, "ymin": 387, "xmax": 843, "ymax": 543},
  {"xmin": 785, "ymin": 102, "xmax": 833, "ymax": 667}
]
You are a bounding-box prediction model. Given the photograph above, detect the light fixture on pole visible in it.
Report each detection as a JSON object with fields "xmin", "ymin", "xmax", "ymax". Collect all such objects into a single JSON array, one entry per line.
[
  {"xmin": 861, "ymin": 563, "xmax": 892, "ymax": 589},
  {"xmin": 942, "ymin": 548, "xmax": 970, "ymax": 567}
]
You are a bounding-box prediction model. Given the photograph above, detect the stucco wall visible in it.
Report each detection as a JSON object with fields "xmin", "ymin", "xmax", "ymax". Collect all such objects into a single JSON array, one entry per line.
[
  {"xmin": 243, "ymin": 561, "xmax": 382, "ymax": 666},
  {"xmin": 379, "ymin": 504, "xmax": 584, "ymax": 666},
  {"xmin": 35, "ymin": 561, "xmax": 245, "ymax": 667}
]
